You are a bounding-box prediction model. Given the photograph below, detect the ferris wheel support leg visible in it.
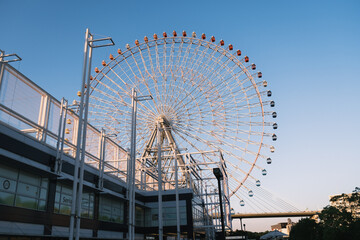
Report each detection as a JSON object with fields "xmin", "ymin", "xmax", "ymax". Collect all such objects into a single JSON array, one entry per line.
[
  {"xmin": 174, "ymin": 151, "xmax": 180, "ymax": 240},
  {"xmin": 157, "ymin": 123, "xmax": 163, "ymax": 240}
]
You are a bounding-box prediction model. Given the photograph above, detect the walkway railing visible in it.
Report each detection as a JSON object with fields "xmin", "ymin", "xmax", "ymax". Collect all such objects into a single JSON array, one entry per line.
[{"xmin": 0, "ymin": 62, "xmax": 128, "ymax": 182}]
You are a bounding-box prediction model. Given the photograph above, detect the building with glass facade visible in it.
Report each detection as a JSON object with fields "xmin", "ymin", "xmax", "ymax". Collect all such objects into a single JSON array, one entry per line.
[{"xmin": 0, "ymin": 62, "xmax": 222, "ymax": 239}]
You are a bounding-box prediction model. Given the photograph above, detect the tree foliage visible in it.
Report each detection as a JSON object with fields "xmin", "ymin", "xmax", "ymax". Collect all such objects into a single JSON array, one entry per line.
[
  {"xmin": 290, "ymin": 192, "xmax": 360, "ymax": 240},
  {"xmin": 289, "ymin": 218, "xmax": 322, "ymax": 240}
]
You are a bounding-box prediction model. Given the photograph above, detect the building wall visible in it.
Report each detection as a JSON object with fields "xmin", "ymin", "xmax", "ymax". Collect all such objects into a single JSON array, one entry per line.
[{"xmin": 0, "ymin": 62, "xmax": 211, "ymax": 239}]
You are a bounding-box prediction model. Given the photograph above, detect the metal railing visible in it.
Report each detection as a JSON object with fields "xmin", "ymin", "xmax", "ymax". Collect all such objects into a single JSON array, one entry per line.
[{"xmin": 0, "ymin": 62, "xmax": 128, "ymax": 183}]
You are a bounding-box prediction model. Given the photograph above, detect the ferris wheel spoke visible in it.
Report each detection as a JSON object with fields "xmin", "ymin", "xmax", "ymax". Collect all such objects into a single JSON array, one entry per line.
[
  {"xmin": 179, "ymin": 122, "xmax": 269, "ymax": 147},
  {"xmin": 153, "ymin": 40, "xmax": 167, "ymax": 109},
  {"xmin": 176, "ymin": 123, "xmax": 257, "ymax": 157},
  {"xmin": 120, "ymin": 53, "xmax": 162, "ymax": 114},
  {"xmin": 91, "ymin": 75, "xmax": 129, "ymax": 103},
  {"xmin": 110, "ymin": 58, "xmax": 139, "ymax": 93},
  {"xmin": 172, "ymin": 64, "xmax": 238, "ymax": 114},
  {"xmin": 163, "ymin": 39, "xmax": 176, "ymax": 107},
  {"xmin": 129, "ymin": 47, "xmax": 160, "ymax": 114},
  {"xmin": 177, "ymin": 126, "xmax": 251, "ymax": 168},
  {"xmin": 172, "ymin": 129, "xmax": 219, "ymax": 165},
  {"xmin": 191, "ymin": 40, "xmax": 213, "ymax": 76},
  {"xmin": 101, "ymin": 65, "xmax": 133, "ymax": 97},
  {"xmin": 143, "ymin": 43, "xmax": 165, "ymax": 113}
]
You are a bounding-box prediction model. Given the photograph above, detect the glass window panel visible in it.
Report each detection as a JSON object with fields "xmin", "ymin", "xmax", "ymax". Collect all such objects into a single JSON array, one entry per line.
[
  {"xmin": 41, "ymin": 178, "xmax": 48, "ymax": 188},
  {"xmin": 166, "ymin": 213, "xmax": 177, "ymax": 219},
  {"xmin": 81, "ymin": 197, "xmax": 89, "ymax": 209},
  {"xmin": 38, "ymin": 200, "xmax": 47, "ymax": 211},
  {"xmin": 0, "ymin": 177, "xmax": 17, "ymax": 192},
  {"xmin": 114, "ymin": 216, "xmax": 123, "ymax": 223},
  {"xmin": 164, "ymin": 219, "xmax": 176, "ymax": 226},
  {"xmin": 47, "ymin": 101, "xmax": 61, "ymax": 134},
  {"xmin": 164, "ymin": 207, "xmax": 176, "ymax": 214},
  {"xmin": 59, "ymin": 204, "xmax": 71, "ymax": 215},
  {"xmin": 81, "ymin": 208, "xmax": 89, "ymax": 218},
  {"xmin": 54, "ymin": 202, "xmax": 60, "ymax": 213},
  {"xmin": 17, "ymin": 182, "xmax": 39, "ymax": 198},
  {"xmin": 100, "ymin": 204, "xmax": 111, "ymax": 216},
  {"xmin": 99, "ymin": 207, "xmax": 111, "ymax": 221},
  {"xmin": 99, "ymin": 196, "xmax": 124, "ymax": 223},
  {"xmin": 61, "ymin": 194, "xmax": 72, "ymax": 205},
  {"xmin": 0, "ymin": 68, "xmax": 42, "ymax": 123},
  {"xmin": 151, "ymin": 208, "xmax": 158, "ymax": 214},
  {"xmin": 112, "ymin": 207, "xmax": 121, "ymax": 218},
  {"xmin": 180, "ymin": 206, "xmax": 187, "ymax": 213},
  {"xmin": 40, "ymin": 188, "xmax": 47, "ymax": 200},
  {"xmin": 0, "ymin": 191, "xmax": 15, "ymax": 205},
  {"xmin": 180, "ymin": 217, "xmax": 187, "ymax": 225},
  {"xmin": 19, "ymin": 171, "xmax": 40, "ymax": 186},
  {"xmin": 0, "ymin": 163, "xmax": 18, "ymax": 180},
  {"xmin": 15, "ymin": 195, "xmax": 37, "ymax": 210},
  {"xmin": 100, "ymin": 196, "xmax": 111, "ymax": 206},
  {"xmin": 88, "ymin": 211, "xmax": 94, "ymax": 219},
  {"xmin": 135, "ymin": 207, "xmax": 144, "ymax": 227},
  {"xmin": 55, "ymin": 192, "xmax": 61, "ymax": 203},
  {"xmin": 61, "ymin": 185, "xmax": 72, "ymax": 195}
]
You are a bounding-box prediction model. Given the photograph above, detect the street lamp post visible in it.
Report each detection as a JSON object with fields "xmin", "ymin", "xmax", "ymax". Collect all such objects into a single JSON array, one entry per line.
[
  {"xmin": 213, "ymin": 167, "xmax": 225, "ymax": 240},
  {"xmin": 243, "ymin": 223, "xmax": 247, "ymax": 240},
  {"xmin": 0, "ymin": 50, "xmax": 22, "ymax": 88},
  {"xmin": 69, "ymin": 28, "xmax": 114, "ymax": 240},
  {"xmin": 128, "ymin": 89, "xmax": 152, "ymax": 240},
  {"xmin": 0, "ymin": 49, "xmax": 22, "ymax": 63}
]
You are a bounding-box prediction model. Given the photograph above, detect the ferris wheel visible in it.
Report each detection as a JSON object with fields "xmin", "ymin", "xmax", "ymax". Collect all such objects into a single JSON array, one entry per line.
[{"xmin": 87, "ymin": 30, "xmax": 277, "ymax": 204}]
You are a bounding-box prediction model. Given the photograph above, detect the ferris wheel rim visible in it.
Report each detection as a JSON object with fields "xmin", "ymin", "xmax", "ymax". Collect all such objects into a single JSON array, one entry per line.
[{"xmin": 87, "ymin": 31, "xmax": 276, "ymax": 201}]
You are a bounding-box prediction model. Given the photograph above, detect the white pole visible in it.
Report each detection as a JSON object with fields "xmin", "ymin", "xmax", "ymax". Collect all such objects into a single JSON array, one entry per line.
[
  {"xmin": 69, "ymin": 28, "xmax": 89, "ymax": 240},
  {"xmin": 128, "ymin": 88, "xmax": 137, "ymax": 240},
  {"xmin": 75, "ymin": 30, "xmax": 94, "ymax": 240},
  {"xmin": 58, "ymin": 101, "xmax": 68, "ymax": 174},
  {"xmin": 98, "ymin": 129, "xmax": 105, "ymax": 190},
  {"xmin": 131, "ymin": 91, "xmax": 137, "ymax": 239},
  {"xmin": 174, "ymin": 151, "xmax": 180, "ymax": 240},
  {"xmin": 55, "ymin": 98, "xmax": 65, "ymax": 174},
  {"xmin": 157, "ymin": 122, "xmax": 163, "ymax": 240}
]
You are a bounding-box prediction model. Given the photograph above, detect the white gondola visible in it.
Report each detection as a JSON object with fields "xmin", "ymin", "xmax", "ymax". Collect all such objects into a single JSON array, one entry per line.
[
  {"xmin": 248, "ymin": 190, "xmax": 254, "ymax": 197},
  {"xmin": 272, "ymin": 134, "xmax": 277, "ymax": 141}
]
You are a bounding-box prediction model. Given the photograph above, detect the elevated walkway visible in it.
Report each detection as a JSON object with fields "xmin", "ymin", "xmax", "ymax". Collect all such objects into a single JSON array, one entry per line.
[{"xmin": 231, "ymin": 211, "xmax": 319, "ymax": 219}]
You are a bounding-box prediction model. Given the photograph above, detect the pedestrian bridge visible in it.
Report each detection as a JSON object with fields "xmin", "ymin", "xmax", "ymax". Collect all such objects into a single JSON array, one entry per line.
[{"xmin": 231, "ymin": 211, "xmax": 319, "ymax": 219}]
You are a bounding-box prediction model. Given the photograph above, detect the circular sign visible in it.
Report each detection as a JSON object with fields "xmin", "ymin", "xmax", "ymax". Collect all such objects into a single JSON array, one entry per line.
[{"xmin": 3, "ymin": 180, "xmax": 10, "ymax": 190}]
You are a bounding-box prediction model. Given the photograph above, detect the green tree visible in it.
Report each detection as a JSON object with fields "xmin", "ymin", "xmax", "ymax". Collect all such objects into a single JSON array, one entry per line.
[
  {"xmin": 319, "ymin": 206, "xmax": 352, "ymax": 240},
  {"xmin": 290, "ymin": 192, "xmax": 360, "ymax": 240},
  {"xmin": 289, "ymin": 218, "xmax": 322, "ymax": 240}
]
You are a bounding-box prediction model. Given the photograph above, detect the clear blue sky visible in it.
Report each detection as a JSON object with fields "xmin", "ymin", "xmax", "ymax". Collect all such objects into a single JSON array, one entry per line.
[{"xmin": 1, "ymin": 0, "xmax": 360, "ymax": 232}]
